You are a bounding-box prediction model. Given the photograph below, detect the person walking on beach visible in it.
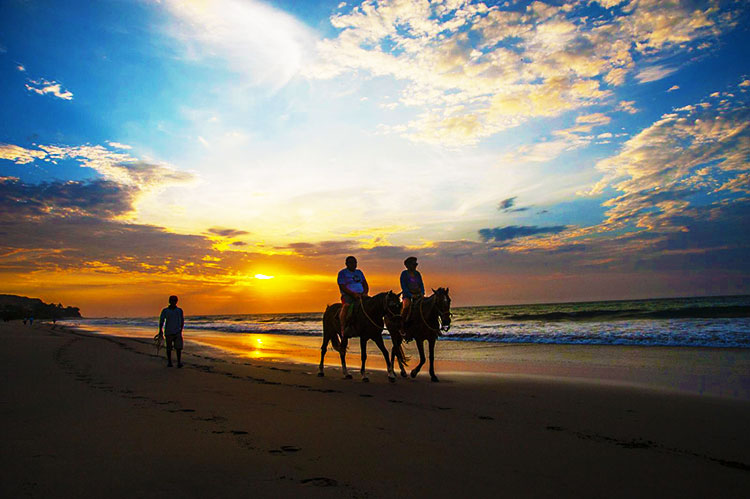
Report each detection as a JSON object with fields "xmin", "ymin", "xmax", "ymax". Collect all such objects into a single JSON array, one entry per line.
[
  {"xmin": 337, "ymin": 256, "xmax": 369, "ymax": 340},
  {"xmin": 400, "ymin": 256, "xmax": 425, "ymax": 339},
  {"xmin": 158, "ymin": 295, "xmax": 185, "ymax": 368}
]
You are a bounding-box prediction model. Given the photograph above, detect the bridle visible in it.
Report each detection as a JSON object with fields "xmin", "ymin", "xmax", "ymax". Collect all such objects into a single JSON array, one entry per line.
[
  {"xmin": 359, "ymin": 292, "xmax": 400, "ymax": 330},
  {"xmin": 418, "ymin": 293, "xmax": 452, "ymax": 333}
]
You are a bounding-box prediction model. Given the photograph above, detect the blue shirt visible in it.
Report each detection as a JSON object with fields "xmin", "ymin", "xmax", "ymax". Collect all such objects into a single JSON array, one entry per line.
[
  {"xmin": 159, "ymin": 306, "xmax": 184, "ymax": 336},
  {"xmin": 400, "ymin": 270, "xmax": 425, "ymax": 298},
  {"xmin": 338, "ymin": 268, "xmax": 366, "ymax": 294}
]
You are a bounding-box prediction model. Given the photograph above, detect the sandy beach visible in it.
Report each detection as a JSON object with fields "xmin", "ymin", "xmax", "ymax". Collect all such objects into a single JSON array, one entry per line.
[{"xmin": 2, "ymin": 321, "xmax": 750, "ymax": 498}]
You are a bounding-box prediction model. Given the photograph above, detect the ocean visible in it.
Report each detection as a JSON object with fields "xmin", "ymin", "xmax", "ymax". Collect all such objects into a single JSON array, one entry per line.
[{"xmin": 62, "ymin": 295, "xmax": 750, "ymax": 348}]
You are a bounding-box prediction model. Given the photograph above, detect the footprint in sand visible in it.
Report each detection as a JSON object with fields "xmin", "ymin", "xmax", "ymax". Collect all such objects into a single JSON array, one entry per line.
[{"xmin": 301, "ymin": 477, "xmax": 338, "ymax": 487}]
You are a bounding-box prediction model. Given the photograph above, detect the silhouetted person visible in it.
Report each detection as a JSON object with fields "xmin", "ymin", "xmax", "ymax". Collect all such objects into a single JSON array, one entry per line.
[
  {"xmin": 159, "ymin": 295, "xmax": 185, "ymax": 368},
  {"xmin": 400, "ymin": 256, "xmax": 425, "ymax": 337},
  {"xmin": 337, "ymin": 256, "xmax": 369, "ymax": 340},
  {"xmin": 23, "ymin": 318, "xmax": 27, "ymax": 326},
  {"xmin": 28, "ymin": 315, "xmax": 33, "ymax": 326}
]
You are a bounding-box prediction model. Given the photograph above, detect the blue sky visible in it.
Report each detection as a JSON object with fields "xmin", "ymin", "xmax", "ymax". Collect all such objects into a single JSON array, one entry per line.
[{"xmin": 1, "ymin": 0, "xmax": 749, "ymax": 314}]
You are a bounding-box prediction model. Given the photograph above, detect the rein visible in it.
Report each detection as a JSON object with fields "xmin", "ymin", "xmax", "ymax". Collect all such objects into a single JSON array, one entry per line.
[
  {"xmin": 359, "ymin": 293, "xmax": 398, "ymax": 330},
  {"xmin": 418, "ymin": 296, "xmax": 452, "ymax": 333}
]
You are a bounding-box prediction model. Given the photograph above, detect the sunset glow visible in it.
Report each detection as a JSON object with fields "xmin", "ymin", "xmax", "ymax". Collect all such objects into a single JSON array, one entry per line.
[{"xmin": 1, "ymin": 0, "xmax": 749, "ymax": 316}]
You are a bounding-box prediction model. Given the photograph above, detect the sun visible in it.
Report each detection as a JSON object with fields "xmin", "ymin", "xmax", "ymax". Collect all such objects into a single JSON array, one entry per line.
[{"xmin": 254, "ymin": 274, "xmax": 275, "ymax": 280}]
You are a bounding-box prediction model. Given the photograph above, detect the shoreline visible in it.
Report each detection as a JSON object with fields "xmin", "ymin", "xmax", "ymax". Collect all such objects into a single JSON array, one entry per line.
[
  {"xmin": 68, "ymin": 322, "xmax": 750, "ymax": 401},
  {"xmin": 2, "ymin": 320, "xmax": 750, "ymax": 497}
]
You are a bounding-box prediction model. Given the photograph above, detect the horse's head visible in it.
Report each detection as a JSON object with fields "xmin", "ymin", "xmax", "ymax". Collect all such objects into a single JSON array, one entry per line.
[
  {"xmin": 432, "ymin": 287, "xmax": 452, "ymax": 329},
  {"xmin": 384, "ymin": 290, "xmax": 402, "ymax": 334}
]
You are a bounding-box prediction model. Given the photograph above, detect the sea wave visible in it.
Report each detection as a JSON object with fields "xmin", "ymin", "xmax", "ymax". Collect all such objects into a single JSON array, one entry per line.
[{"xmin": 502, "ymin": 305, "xmax": 750, "ymax": 321}]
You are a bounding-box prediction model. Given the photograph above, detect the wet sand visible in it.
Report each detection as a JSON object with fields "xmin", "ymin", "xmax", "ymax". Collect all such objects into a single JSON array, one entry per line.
[{"xmin": 2, "ymin": 321, "xmax": 750, "ymax": 497}]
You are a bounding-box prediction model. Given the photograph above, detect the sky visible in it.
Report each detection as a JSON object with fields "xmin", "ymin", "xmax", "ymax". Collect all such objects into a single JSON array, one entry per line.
[{"xmin": 1, "ymin": 0, "xmax": 749, "ymax": 316}]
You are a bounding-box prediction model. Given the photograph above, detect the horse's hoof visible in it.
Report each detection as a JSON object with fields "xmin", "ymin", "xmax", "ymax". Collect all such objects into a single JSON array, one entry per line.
[
  {"xmin": 410, "ymin": 370, "xmax": 418, "ymax": 378},
  {"xmin": 431, "ymin": 376, "xmax": 440, "ymax": 383},
  {"xmin": 362, "ymin": 377, "xmax": 370, "ymax": 383},
  {"xmin": 388, "ymin": 376, "xmax": 396, "ymax": 383},
  {"xmin": 317, "ymin": 372, "xmax": 324, "ymax": 377},
  {"xmin": 400, "ymin": 371, "xmax": 408, "ymax": 378},
  {"xmin": 343, "ymin": 374, "xmax": 353, "ymax": 380}
]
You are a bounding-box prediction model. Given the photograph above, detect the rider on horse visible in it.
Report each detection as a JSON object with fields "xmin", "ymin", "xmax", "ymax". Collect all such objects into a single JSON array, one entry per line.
[
  {"xmin": 400, "ymin": 256, "xmax": 424, "ymax": 340},
  {"xmin": 337, "ymin": 255, "xmax": 369, "ymax": 340}
]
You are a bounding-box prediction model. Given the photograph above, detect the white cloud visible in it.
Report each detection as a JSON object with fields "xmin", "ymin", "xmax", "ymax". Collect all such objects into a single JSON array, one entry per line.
[
  {"xmin": 25, "ymin": 78, "xmax": 74, "ymax": 100},
  {"xmin": 159, "ymin": 0, "xmax": 316, "ymax": 91},
  {"xmin": 0, "ymin": 144, "xmax": 47, "ymax": 164},
  {"xmin": 304, "ymin": 0, "xmax": 735, "ymax": 146},
  {"xmin": 617, "ymin": 100, "xmax": 638, "ymax": 114},
  {"xmin": 667, "ymin": 85, "xmax": 680, "ymax": 92},
  {"xmin": 0, "ymin": 142, "xmax": 192, "ymax": 189},
  {"xmin": 583, "ymin": 92, "xmax": 750, "ymax": 237},
  {"xmin": 635, "ymin": 65, "xmax": 677, "ymax": 83},
  {"xmin": 107, "ymin": 141, "xmax": 132, "ymax": 150}
]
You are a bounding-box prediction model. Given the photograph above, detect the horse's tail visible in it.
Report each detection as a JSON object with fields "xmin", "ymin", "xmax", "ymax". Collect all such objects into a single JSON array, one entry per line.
[
  {"xmin": 397, "ymin": 341, "xmax": 409, "ymax": 365},
  {"xmin": 331, "ymin": 330, "xmax": 342, "ymax": 352},
  {"xmin": 324, "ymin": 304, "xmax": 345, "ymax": 353}
]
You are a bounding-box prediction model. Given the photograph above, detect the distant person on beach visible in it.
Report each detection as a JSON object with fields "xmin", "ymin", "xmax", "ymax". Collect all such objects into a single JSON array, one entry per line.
[
  {"xmin": 400, "ymin": 256, "xmax": 425, "ymax": 335},
  {"xmin": 159, "ymin": 295, "xmax": 185, "ymax": 368},
  {"xmin": 28, "ymin": 316, "xmax": 33, "ymax": 326},
  {"xmin": 337, "ymin": 256, "xmax": 369, "ymax": 340}
]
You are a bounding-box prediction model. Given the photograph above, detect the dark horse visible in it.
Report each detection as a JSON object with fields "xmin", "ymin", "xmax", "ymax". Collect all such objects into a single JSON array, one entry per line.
[
  {"xmin": 392, "ymin": 287, "xmax": 451, "ymax": 382},
  {"xmin": 320, "ymin": 291, "xmax": 405, "ymax": 382}
]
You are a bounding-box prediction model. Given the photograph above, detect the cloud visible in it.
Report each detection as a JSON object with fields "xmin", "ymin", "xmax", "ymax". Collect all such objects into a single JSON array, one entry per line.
[
  {"xmin": 0, "ymin": 143, "xmax": 47, "ymax": 164},
  {"xmin": 498, "ymin": 196, "xmax": 531, "ymax": 213},
  {"xmin": 284, "ymin": 240, "xmax": 359, "ymax": 256},
  {"xmin": 505, "ymin": 111, "xmax": 612, "ymax": 163},
  {"xmin": 575, "ymin": 113, "xmax": 611, "ymax": 126},
  {"xmin": 159, "ymin": 0, "xmax": 316, "ymax": 91},
  {"xmin": 617, "ymin": 100, "xmax": 638, "ymax": 114},
  {"xmin": 498, "ymin": 197, "xmax": 516, "ymax": 211},
  {"xmin": 577, "ymin": 86, "xmax": 750, "ymax": 243},
  {"xmin": 107, "ymin": 141, "xmax": 132, "ymax": 150},
  {"xmin": 635, "ymin": 65, "xmax": 678, "ymax": 83},
  {"xmin": 25, "ymin": 78, "xmax": 74, "ymax": 100},
  {"xmin": 305, "ymin": 0, "xmax": 737, "ymax": 145},
  {"xmin": 207, "ymin": 227, "xmax": 249, "ymax": 238},
  {"xmin": 667, "ymin": 85, "xmax": 680, "ymax": 92},
  {"xmin": 0, "ymin": 177, "xmax": 250, "ymax": 280},
  {"xmin": 0, "ymin": 142, "xmax": 194, "ymax": 189},
  {"xmin": 0, "ymin": 177, "xmax": 136, "ymax": 220},
  {"xmin": 478, "ymin": 225, "xmax": 567, "ymax": 242}
]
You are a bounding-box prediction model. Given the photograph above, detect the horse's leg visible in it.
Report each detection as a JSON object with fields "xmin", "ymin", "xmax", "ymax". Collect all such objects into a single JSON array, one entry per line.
[
  {"xmin": 391, "ymin": 346, "xmax": 406, "ymax": 378},
  {"xmin": 359, "ymin": 336, "xmax": 369, "ymax": 382},
  {"xmin": 428, "ymin": 336, "xmax": 439, "ymax": 382},
  {"xmin": 318, "ymin": 333, "xmax": 330, "ymax": 377},
  {"xmin": 340, "ymin": 336, "xmax": 352, "ymax": 379},
  {"xmin": 396, "ymin": 337, "xmax": 408, "ymax": 377},
  {"xmin": 410, "ymin": 338, "xmax": 426, "ymax": 378},
  {"xmin": 375, "ymin": 335, "xmax": 396, "ymax": 382}
]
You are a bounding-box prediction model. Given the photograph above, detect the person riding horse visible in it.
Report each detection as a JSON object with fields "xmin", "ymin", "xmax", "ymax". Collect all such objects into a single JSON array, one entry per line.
[
  {"xmin": 337, "ymin": 255, "xmax": 369, "ymax": 341},
  {"xmin": 400, "ymin": 256, "xmax": 424, "ymax": 340}
]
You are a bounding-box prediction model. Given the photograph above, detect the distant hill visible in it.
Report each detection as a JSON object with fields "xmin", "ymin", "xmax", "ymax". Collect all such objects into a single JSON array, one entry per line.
[{"xmin": 0, "ymin": 294, "xmax": 81, "ymax": 321}]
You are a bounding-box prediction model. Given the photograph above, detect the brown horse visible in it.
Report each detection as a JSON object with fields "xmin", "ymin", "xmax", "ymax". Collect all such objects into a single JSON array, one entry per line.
[
  {"xmin": 396, "ymin": 287, "xmax": 451, "ymax": 382},
  {"xmin": 319, "ymin": 291, "xmax": 405, "ymax": 382}
]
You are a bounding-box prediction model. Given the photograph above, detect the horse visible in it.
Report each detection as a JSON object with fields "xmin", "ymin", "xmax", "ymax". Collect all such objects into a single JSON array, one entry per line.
[
  {"xmin": 394, "ymin": 287, "xmax": 451, "ymax": 382},
  {"xmin": 319, "ymin": 291, "xmax": 405, "ymax": 382}
]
